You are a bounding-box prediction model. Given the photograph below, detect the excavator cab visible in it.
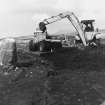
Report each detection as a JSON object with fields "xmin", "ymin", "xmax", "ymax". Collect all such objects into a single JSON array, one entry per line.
[
  {"xmin": 81, "ymin": 20, "xmax": 98, "ymax": 46},
  {"xmin": 81, "ymin": 20, "xmax": 95, "ymax": 32}
]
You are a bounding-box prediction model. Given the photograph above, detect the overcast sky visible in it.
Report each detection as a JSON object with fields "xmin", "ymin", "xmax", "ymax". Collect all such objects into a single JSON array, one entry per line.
[{"xmin": 0, "ymin": 0, "xmax": 105, "ymax": 37}]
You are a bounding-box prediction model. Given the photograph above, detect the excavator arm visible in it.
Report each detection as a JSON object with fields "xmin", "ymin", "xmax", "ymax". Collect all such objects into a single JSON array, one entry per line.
[{"xmin": 38, "ymin": 11, "xmax": 87, "ymax": 46}]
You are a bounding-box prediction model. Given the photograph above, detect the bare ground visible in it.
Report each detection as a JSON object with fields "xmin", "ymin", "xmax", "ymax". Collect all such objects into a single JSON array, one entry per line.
[{"xmin": 0, "ymin": 45, "xmax": 105, "ymax": 105}]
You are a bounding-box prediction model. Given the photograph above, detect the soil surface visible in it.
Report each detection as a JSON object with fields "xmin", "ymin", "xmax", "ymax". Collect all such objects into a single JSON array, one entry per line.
[{"xmin": 0, "ymin": 45, "xmax": 105, "ymax": 105}]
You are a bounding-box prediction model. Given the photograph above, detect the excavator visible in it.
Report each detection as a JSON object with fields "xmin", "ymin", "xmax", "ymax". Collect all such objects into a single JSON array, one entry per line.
[{"xmin": 29, "ymin": 11, "xmax": 102, "ymax": 52}]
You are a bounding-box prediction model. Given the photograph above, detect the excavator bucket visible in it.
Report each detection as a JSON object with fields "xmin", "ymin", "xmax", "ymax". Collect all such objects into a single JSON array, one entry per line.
[{"xmin": 0, "ymin": 38, "xmax": 17, "ymax": 66}]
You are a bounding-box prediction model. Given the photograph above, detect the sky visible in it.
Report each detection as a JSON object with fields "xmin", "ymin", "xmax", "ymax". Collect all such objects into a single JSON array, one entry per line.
[{"xmin": 0, "ymin": 0, "xmax": 105, "ymax": 37}]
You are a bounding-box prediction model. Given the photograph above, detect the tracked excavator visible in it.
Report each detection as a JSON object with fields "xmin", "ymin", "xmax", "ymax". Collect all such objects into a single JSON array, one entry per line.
[{"xmin": 29, "ymin": 11, "xmax": 101, "ymax": 52}]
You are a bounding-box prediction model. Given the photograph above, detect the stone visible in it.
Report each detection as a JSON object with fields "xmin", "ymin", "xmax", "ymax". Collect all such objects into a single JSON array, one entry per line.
[{"xmin": 0, "ymin": 38, "xmax": 17, "ymax": 66}]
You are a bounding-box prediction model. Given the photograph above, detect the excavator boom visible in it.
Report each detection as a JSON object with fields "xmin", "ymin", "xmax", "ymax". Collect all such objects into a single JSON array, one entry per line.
[{"xmin": 39, "ymin": 11, "xmax": 87, "ymax": 46}]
